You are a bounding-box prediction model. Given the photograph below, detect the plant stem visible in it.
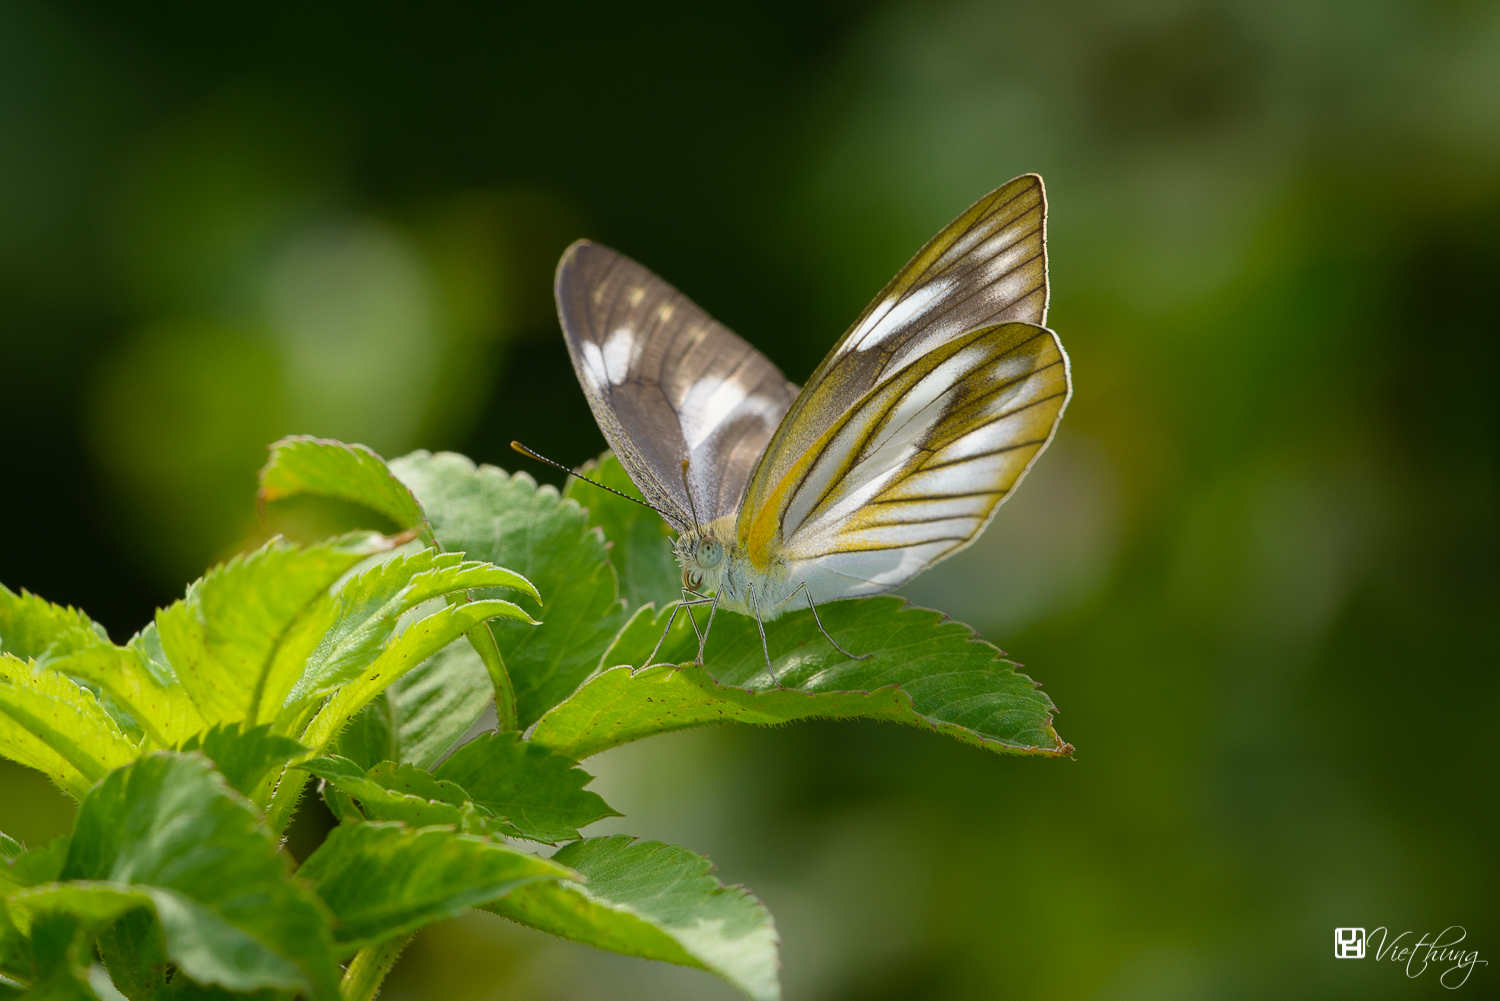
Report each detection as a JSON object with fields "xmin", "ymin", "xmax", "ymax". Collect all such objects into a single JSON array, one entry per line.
[
  {"xmin": 465, "ymin": 620, "xmax": 518, "ymax": 732},
  {"xmin": 264, "ymin": 764, "xmax": 309, "ymax": 837},
  {"xmin": 340, "ymin": 934, "xmax": 413, "ymax": 1001}
]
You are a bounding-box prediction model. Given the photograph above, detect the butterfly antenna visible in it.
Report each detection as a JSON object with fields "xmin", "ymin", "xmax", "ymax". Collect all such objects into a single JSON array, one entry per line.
[
  {"xmin": 509, "ymin": 442, "xmax": 669, "ymax": 517},
  {"xmin": 680, "ymin": 459, "xmax": 704, "ymax": 534}
]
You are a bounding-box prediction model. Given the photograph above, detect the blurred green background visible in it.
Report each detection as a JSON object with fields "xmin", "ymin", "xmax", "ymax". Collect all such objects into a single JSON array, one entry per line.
[{"xmin": 1, "ymin": 1, "xmax": 1495, "ymax": 998}]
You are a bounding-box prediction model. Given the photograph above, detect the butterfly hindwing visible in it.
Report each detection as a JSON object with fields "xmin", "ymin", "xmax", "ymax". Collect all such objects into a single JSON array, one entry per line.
[
  {"xmin": 774, "ymin": 322, "xmax": 1069, "ymax": 598},
  {"xmin": 555, "ymin": 241, "xmax": 800, "ymax": 531},
  {"xmin": 738, "ymin": 176, "xmax": 1065, "ymax": 596}
]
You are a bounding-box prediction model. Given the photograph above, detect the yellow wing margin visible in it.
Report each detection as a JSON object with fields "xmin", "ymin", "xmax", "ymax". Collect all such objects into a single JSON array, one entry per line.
[{"xmin": 743, "ymin": 321, "xmax": 1069, "ymax": 580}]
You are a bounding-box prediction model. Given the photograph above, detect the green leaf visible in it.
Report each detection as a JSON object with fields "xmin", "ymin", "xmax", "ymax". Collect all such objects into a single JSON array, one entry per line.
[
  {"xmin": 564, "ymin": 453, "xmax": 681, "ymax": 611},
  {"xmin": 0, "ymin": 902, "xmax": 28, "ymax": 988},
  {"xmin": 62, "ymin": 646, "xmax": 200, "ymax": 754},
  {"xmin": 298, "ymin": 755, "xmax": 517, "ymax": 837},
  {"xmin": 285, "ymin": 548, "xmax": 537, "ymax": 708},
  {"xmin": 267, "ymin": 597, "xmax": 536, "ymax": 835},
  {"xmin": 0, "ymin": 585, "xmax": 110, "ymax": 664},
  {"xmin": 531, "ymin": 596, "xmax": 1071, "ymax": 759},
  {"xmin": 3, "ymin": 906, "xmax": 107, "ymax": 999},
  {"xmin": 4, "ymin": 883, "xmax": 150, "ymax": 940},
  {"xmin": 297, "ymin": 599, "xmax": 534, "ymax": 758},
  {"xmin": 391, "ymin": 452, "xmax": 627, "ymax": 729},
  {"xmin": 0, "ymin": 586, "xmax": 197, "ymax": 753},
  {"xmin": 388, "ymin": 641, "xmax": 493, "ymax": 771},
  {"xmin": 434, "ymin": 732, "xmax": 619, "ymax": 844},
  {"xmin": 94, "ymin": 909, "xmax": 170, "ymax": 1001},
  {"xmin": 334, "ymin": 694, "xmax": 398, "ymax": 771},
  {"xmin": 88, "ymin": 623, "xmax": 208, "ymax": 750},
  {"xmin": 297, "ymin": 821, "xmax": 573, "ymax": 954},
  {"xmin": 259, "ymin": 436, "xmax": 434, "ymax": 545},
  {"xmin": 154, "ymin": 532, "xmax": 400, "ymax": 728},
  {"xmin": 0, "ymin": 852, "xmax": 103, "ymax": 993},
  {"xmin": 488, "ymin": 836, "xmax": 779, "ymax": 1001},
  {"xmin": 59, "ymin": 752, "xmax": 340, "ymax": 1000},
  {"xmin": 0, "ymin": 835, "xmax": 19, "ymax": 863},
  {"xmin": 0, "ymin": 654, "xmax": 139, "ymax": 800},
  {"xmin": 259, "ymin": 439, "xmax": 522, "ymax": 731},
  {"xmin": 2, "ymin": 839, "xmax": 70, "ymax": 891},
  {"xmin": 591, "ymin": 596, "xmax": 696, "ymax": 673},
  {"xmin": 178, "ymin": 723, "xmax": 305, "ymax": 798}
]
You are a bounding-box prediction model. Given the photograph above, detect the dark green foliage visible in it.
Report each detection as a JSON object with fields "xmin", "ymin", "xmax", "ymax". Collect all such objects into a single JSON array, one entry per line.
[
  {"xmin": 258, "ymin": 437, "xmax": 434, "ymax": 546},
  {"xmin": 536, "ymin": 596, "xmax": 1068, "ymax": 758},
  {"xmin": 1, "ymin": 838, "xmax": 69, "ymax": 893},
  {"xmin": 297, "ymin": 822, "xmax": 572, "ymax": 953},
  {"xmin": 433, "ymin": 731, "xmax": 620, "ymax": 843},
  {"xmin": 0, "ymin": 438, "xmax": 1067, "ymax": 1001},
  {"xmin": 563, "ymin": 455, "xmax": 682, "ymax": 612},
  {"xmin": 177, "ymin": 723, "xmax": 305, "ymax": 797},
  {"xmin": 332, "ymin": 695, "xmax": 399, "ymax": 772},
  {"xmin": 387, "ymin": 640, "xmax": 493, "ymax": 770},
  {"xmin": 391, "ymin": 451, "xmax": 628, "ymax": 729},
  {"xmin": 488, "ymin": 836, "xmax": 779, "ymax": 1001},
  {"xmin": 300, "ymin": 754, "xmax": 520, "ymax": 837},
  {"xmin": 64, "ymin": 753, "xmax": 340, "ymax": 999}
]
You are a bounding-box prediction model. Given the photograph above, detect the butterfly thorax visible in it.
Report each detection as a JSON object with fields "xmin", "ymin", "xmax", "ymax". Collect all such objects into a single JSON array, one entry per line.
[{"xmin": 675, "ymin": 517, "xmax": 795, "ymax": 621}]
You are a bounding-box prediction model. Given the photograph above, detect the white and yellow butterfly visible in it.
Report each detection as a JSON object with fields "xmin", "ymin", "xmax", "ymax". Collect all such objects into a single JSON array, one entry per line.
[{"xmin": 528, "ymin": 174, "xmax": 1070, "ymax": 675}]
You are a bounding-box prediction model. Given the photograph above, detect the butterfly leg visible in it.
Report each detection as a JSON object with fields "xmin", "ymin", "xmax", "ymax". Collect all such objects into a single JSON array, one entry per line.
[
  {"xmin": 642, "ymin": 590, "xmax": 714, "ymax": 669},
  {"xmin": 679, "ymin": 586, "xmax": 710, "ymax": 649},
  {"xmin": 746, "ymin": 585, "xmax": 779, "ymax": 686},
  {"xmin": 694, "ymin": 588, "xmax": 722, "ymax": 667},
  {"xmin": 786, "ymin": 582, "xmax": 871, "ymax": 661}
]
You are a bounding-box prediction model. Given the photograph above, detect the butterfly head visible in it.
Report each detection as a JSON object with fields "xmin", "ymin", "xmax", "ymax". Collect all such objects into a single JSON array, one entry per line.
[{"xmin": 675, "ymin": 524, "xmax": 730, "ymax": 594}]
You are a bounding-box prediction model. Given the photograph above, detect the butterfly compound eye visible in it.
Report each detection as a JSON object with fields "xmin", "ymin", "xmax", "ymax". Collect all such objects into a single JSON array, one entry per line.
[{"xmin": 696, "ymin": 538, "xmax": 723, "ymax": 569}]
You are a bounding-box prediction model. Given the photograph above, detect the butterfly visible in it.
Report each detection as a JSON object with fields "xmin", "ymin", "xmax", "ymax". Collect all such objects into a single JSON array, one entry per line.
[{"xmin": 532, "ymin": 173, "xmax": 1070, "ymax": 678}]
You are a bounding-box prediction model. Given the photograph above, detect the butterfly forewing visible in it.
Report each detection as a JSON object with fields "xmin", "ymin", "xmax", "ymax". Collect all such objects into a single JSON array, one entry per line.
[
  {"xmin": 738, "ymin": 175, "xmax": 1050, "ymax": 552},
  {"xmin": 835, "ymin": 173, "xmax": 1049, "ymax": 360},
  {"xmin": 737, "ymin": 175, "xmax": 1066, "ymax": 596},
  {"xmin": 555, "ymin": 241, "xmax": 800, "ymax": 531}
]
